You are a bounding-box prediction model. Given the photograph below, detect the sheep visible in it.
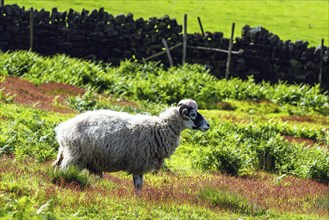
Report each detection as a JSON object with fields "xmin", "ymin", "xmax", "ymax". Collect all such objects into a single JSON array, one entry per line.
[{"xmin": 52, "ymin": 99, "xmax": 210, "ymax": 193}]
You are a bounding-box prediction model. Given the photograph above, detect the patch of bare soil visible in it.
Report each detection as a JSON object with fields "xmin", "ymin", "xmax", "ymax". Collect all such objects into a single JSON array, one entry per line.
[
  {"xmin": 281, "ymin": 115, "xmax": 329, "ymax": 126},
  {"xmin": 283, "ymin": 135, "xmax": 329, "ymax": 151},
  {"xmin": 283, "ymin": 135, "xmax": 316, "ymax": 146},
  {"xmin": 280, "ymin": 116, "xmax": 329, "ymax": 150},
  {"xmin": 0, "ymin": 76, "xmax": 84, "ymax": 113}
]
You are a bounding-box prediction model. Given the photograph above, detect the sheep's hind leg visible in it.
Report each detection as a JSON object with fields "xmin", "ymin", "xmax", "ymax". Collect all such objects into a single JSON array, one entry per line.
[
  {"xmin": 133, "ymin": 174, "xmax": 143, "ymax": 195},
  {"xmin": 87, "ymin": 165, "xmax": 103, "ymax": 178},
  {"xmin": 52, "ymin": 147, "xmax": 64, "ymax": 167},
  {"xmin": 59, "ymin": 155, "xmax": 81, "ymax": 171}
]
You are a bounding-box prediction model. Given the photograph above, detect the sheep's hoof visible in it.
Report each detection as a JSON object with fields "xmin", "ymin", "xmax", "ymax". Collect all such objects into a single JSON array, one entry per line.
[
  {"xmin": 95, "ymin": 172, "xmax": 103, "ymax": 178},
  {"xmin": 52, "ymin": 160, "xmax": 60, "ymax": 167},
  {"xmin": 133, "ymin": 174, "xmax": 143, "ymax": 195}
]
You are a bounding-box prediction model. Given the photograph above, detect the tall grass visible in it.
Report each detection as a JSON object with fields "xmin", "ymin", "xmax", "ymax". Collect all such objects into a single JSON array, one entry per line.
[
  {"xmin": 1, "ymin": 51, "xmax": 328, "ymax": 115},
  {"xmin": 0, "ymin": 103, "xmax": 64, "ymax": 162},
  {"xmin": 183, "ymin": 119, "xmax": 329, "ymax": 184}
]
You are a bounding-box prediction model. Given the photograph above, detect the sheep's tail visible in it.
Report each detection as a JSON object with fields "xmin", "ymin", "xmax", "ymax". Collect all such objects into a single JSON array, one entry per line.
[{"xmin": 53, "ymin": 125, "xmax": 64, "ymax": 167}]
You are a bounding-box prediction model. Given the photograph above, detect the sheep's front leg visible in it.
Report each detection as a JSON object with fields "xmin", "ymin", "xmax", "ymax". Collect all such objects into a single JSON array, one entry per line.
[{"xmin": 133, "ymin": 174, "xmax": 143, "ymax": 194}]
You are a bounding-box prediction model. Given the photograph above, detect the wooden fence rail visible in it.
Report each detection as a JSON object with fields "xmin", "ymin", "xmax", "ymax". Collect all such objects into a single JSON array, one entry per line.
[
  {"xmin": 186, "ymin": 46, "xmax": 242, "ymax": 55},
  {"xmin": 143, "ymin": 43, "xmax": 182, "ymax": 62}
]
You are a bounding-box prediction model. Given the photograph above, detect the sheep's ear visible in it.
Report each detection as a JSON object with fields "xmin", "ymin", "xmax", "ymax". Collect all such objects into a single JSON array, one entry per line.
[{"xmin": 178, "ymin": 105, "xmax": 190, "ymax": 121}]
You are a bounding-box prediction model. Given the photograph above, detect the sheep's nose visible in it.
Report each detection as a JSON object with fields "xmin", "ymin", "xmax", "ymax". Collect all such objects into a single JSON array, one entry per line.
[{"xmin": 201, "ymin": 122, "xmax": 210, "ymax": 131}]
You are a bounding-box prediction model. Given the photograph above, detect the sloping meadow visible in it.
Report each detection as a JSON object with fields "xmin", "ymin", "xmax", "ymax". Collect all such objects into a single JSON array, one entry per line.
[
  {"xmin": 0, "ymin": 51, "xmax": 328, "ymax": 218},
  {"xmin": 0, "ymin": 50, "xmax": 328, "ymax": 184}
]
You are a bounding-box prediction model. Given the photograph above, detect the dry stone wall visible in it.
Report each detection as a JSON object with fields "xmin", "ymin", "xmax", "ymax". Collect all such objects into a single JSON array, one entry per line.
[{"xmin": 0, "ymin": 4, "xmax": 328, "ymax": 90}]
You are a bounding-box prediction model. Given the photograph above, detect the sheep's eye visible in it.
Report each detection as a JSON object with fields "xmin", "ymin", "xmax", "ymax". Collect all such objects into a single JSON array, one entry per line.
[{"xmin": 190, "ymin": 112, "xmax": 196, "ymax": 118}]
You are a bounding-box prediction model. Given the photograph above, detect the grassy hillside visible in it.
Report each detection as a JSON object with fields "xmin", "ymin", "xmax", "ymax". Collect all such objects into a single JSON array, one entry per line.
[
  {"xmin": 6, "ymin": 0, "xmax": 329, "ymax": 46},
  {"xmin": 0, "ymin": 51, "xmax": 328, "ymax": 219}
]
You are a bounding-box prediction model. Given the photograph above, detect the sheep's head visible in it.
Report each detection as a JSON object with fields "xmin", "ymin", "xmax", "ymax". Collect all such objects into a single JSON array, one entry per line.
[{"xmin": 177, "ymin": 100, "xmax": 210, "ymax": 132}]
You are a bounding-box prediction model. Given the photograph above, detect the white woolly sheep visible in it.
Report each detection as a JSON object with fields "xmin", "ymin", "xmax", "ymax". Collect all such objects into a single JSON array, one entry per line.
[{"xmin": 52, "ymin": 99, "xmax": 209, "ymax": 193}]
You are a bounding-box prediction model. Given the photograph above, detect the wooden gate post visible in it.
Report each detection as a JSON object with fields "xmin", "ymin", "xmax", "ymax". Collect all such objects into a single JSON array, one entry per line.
[
  {"xmin": 319, "ymin": 39, "xmax": 324, "ymax": 88},
  {"xmin": 197, "ymin": 17, "xmax": 205, "ymax": 38},
  {"xmin": 182, "ymin": 14, "xmax": 187, "ymax": 65},
  {"xmin": 225, "ymin": 22, "xmax": 235, "ymax": 79},
  {"xmin": 29, "ymin": 7, "xmax": 34, "ymax": 51}
]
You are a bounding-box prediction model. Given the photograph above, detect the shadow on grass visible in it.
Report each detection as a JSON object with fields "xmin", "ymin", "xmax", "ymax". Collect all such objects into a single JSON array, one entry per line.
[{"xmin": 198, "ymin": 186, "xmax": 268, "ymax": 216}]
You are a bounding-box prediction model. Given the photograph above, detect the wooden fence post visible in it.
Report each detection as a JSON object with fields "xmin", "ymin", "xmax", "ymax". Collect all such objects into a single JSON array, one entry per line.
[
  {"xmin": 29, "ymin": 7, "xmax": 34, "ymax": 51},
  {"xmin": 319, "ymin": 39, "xmax": 324, "ymax": 88},
  {"xmin": 182, "ymin": 14, "xmax": 187, "ymax": 65},
  {"xmin": 225, "ymin": 22, "xmax": 235, "ymax": 79},
  {"xmin": 0, "ymin": 0, "xmax": 4, "ymax": 7},
  {"xmin": 197, "ymin": 17, "xmax": 205, "ymax": 38},
  {"xmin": 162, "ymin": 38, "xmax": 173, "ymax": 66}
]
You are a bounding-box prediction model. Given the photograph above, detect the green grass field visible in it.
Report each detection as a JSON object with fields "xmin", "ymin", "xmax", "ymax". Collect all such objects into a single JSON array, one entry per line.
[
  {"xmin": 0, "ymin": 51, "xmax": 328, "ymax": 219},
  {"xmin": 6, "ymin": 0, "xmax": 329, "ymax": 46},
  {"xmin": 1, "ymin": 0, "xmax": 329, "ymax": 218}
]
